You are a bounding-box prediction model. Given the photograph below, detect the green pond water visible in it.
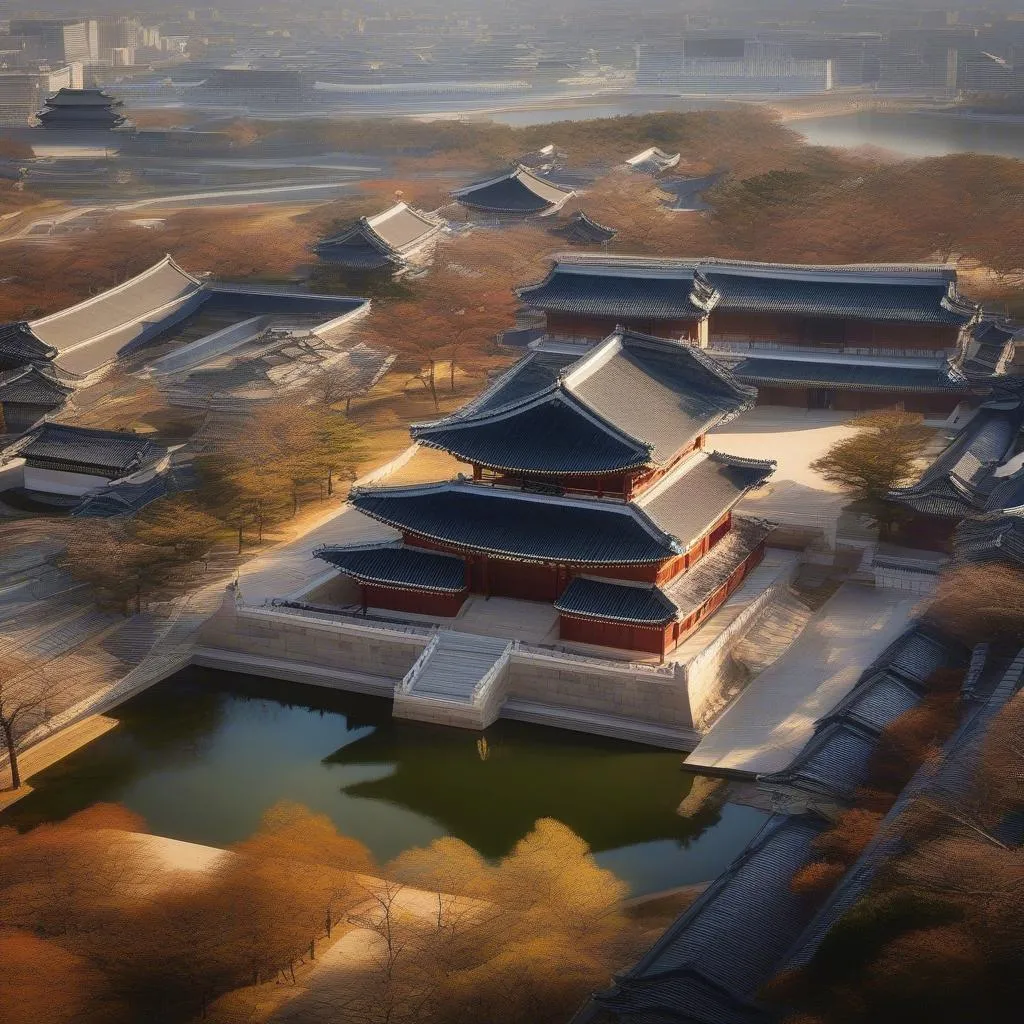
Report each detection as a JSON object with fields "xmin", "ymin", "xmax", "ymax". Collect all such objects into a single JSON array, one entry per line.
[{"xmin": 3, "ymin": 668, "xmax": 768, "ymax": 894}]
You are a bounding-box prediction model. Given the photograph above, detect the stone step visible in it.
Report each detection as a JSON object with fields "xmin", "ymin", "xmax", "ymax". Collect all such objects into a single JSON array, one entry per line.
[{"xmin": 407, "ymin": 631, "xmax": 512, "ymax": 702}]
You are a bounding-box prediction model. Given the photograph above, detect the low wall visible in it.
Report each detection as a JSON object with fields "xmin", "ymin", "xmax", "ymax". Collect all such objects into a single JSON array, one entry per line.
[
  {"xmin": 201, "ymin": 602, "xmax": 428, "ymax": 681},
  {"xmin": 507, "ymin": 651, "xmax": 693, "ymax": 729}
]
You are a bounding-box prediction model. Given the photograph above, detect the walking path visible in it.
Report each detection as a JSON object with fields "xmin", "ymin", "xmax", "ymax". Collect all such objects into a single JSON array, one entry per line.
[{"xmin": 684, "ymin": 583, "xmax": 919, "ymax": 778}]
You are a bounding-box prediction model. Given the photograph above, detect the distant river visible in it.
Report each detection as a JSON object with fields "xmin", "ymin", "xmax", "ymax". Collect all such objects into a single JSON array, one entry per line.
[{"xmin": 789, "ymin": 110, "xmax": 1024, "ymax": 159}]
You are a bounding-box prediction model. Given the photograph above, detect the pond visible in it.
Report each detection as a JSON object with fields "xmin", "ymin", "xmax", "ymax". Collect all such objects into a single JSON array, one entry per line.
[{"xmin": 3, "ymin": 668, "xmax": 768, "ymax": 895}]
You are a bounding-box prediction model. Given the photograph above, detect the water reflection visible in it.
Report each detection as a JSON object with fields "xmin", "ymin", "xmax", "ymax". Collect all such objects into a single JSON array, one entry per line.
[{"xmin": 4, "ymin": 668, "xmax": 768, "ymax": 893}]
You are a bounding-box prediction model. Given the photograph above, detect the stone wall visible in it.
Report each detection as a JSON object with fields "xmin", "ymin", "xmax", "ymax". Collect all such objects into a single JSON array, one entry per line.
[
  {"xmin": 200, "ymin": 602, "xmax": 427, "ymax": 681},
  {"xmin": 506, "ymin": 653, "xmax": 693, "ymax": 728}
]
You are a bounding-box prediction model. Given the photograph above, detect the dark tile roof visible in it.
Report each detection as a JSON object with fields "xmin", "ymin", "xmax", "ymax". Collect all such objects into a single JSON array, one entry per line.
[
  {"xmin": 518, "ymin": 263, "xmax": 712, "ymax": 321},
  {"xmin": 704, "ymin": 263, "xmax": 976, "ymax": 325},
  {"xmin": 783, "ymin": 648, "xmax": 1024, "ymax": 975},
  {"xmin": 4, "ymin": 422, "xmax": 168, "ymax": 475},
  {"xmin": 661, "ymin": 173, "xmax": 724, "ymax": 212},
  {"xmin": 580, "ymin": 813, "xmax": 827, "ymax": 1024},
  {"xmin": 451, "ymin": 165, "xmax": 574, "ymax": 214},
  {"xmin": 955, "ymin": 319, "xmax": 1019, "ymax": 380},
  {"xmin": 414, "ymin": 395, "xmax": 651, "ymax": 475},
  {"xmin": 760, "ymin": 625, "xmax": 967, "ymax": 801},
  {"xmin": 349, "ymin": 481, "xmax": 677, "ymax": 565},
  {"xmin": 555, "ymin": 518, "xmax": 771, "ymax": 626},
  {"xmin": 725, "ymin": 355, "xmax": 968, "ymax": 393},
  {"xmin": 567, "ymin": 333, "xmax": 758, "ymax": 464},
  {"xmin": 955, "ymin": 509, "xmax": 1024, "ymax": 569},
  {"xmin": 625, "ymin": 147, "xmax": 681, "ymax": 175},
  {"xmin": 315, "ymin": 542, "xmax": 467, "ymax": 593},
  {"xmin": 552, "ymin": 211, "xmax": 618, "ymax": 245},
  {"xmin": 555, "ymin": 577, "xmax": 679, "ymax": 626},
  {"xmin": 456, "ymin": 350, "xmax": 581, "ymax": 418},
  {"xmin": 639, "ymin": 453, "xmax": 774, "ymax": 546},
  {"xmin": 0, "ymin": 322, "xmax": 57, "ymax": 370},
  {"xmin": 521, "ymin": 256, "xmax": 978, "ymax": 327},
  {"xmin": 890, "ymin": 403, "xmax": 1024, "ymax": 518},
  {"xmin": 0, "ymin": 364, "xmax": 73, "ymax": 406},
  {"xmin": 413, "ymin": 331, "xmax": 758, "ymax": 473}
]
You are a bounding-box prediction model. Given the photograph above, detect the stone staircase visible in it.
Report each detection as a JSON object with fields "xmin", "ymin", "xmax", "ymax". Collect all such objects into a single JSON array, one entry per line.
[{"xmin": 394, "ymin": 631, "xmax": 513, "ymax": 729}]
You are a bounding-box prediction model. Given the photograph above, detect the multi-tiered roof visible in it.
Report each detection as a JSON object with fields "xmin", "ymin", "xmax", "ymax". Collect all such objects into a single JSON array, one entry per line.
[
  {"xmin": 319, "ymin": 329, "xmax": 776, "ymax": 652},
  {"xmin": 411, "ymin": 329, "xmax": 756, "ymax": 476},
  {"xmin": 36, "ymin": 88, "xmax": 128, "ymax": 130}
]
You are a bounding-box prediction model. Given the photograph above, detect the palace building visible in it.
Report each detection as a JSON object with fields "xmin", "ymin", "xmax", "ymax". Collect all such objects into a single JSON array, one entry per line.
[
  {"xmin": 451, "ymin": 164, "xmax": 576, "ymax": 218},
  {"xmin": 317, "ymin": 329, "xmax": 776, "ymax": 658},
  {"xmin": 518, "ymin": 255, "xmax": 1009, "ymax": 413},
  {"xmin": 314, "ymin": 202, "xmax": 444, "ymax": 274},
  {"xmin": 36, "ymin": 88, "xmax": 129, "ymax": 130}
]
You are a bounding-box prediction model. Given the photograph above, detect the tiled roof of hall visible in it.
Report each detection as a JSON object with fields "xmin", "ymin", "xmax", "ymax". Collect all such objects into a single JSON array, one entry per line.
[
  {"xmin": 450, "ymin": 164, "xmax": 575, "ymax": 215},
  {"xmin": 889, "ymin": 401, "xmax": 1024, "ymax": 519},
  {"xmin": 576, "ymin": 812, "xmax": 828, "ymax": 1024},
  {"xmin": 0, "ymin": 364, "xmax": 74, "ymax": 405},
  {"xmin": 1, "ymin": 422, "xmax": 168, "ymax": 474},
  {"xmin": 0, "ymin": 321, "xmax": 58, "ymax": 369},
  {"xmin": 721, "ymin": 354, "xmax": 970, "ymax": 393},
  {"xmin": 348, "ymin": 479, "xmax": 681, "ymax": 566},
  {"xmin": 314, "ymin": 541, "xmax": 467, "ymax": 594},
  {"xmin": 555, "ymin": 518, "xmax": 772, "ymax": 627},
  {"xmin": 517, "ymin": 253, "xmax": 979, "ymax": 325},
  {"xmin": 314, "ymin": 202, "xmax": 444, "ymax": 269},
  {"xmin": 517, "ymin": 254, "xmax": 717, "ymax": 321},
  {"xmin": 411, "ymin": 329, "xmax": 758, "ymax": 471}
]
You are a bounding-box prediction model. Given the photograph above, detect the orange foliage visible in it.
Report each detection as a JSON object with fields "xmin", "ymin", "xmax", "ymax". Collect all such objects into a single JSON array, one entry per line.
[
  {"xmin": 814, "ymin": 808, "xmax": 883, "ymax": 866},
  {"xmin": 790, "ymin": 861, "xmax": 848, "ymax": 897},
  {"xmin": 868, "ymin": 695, "xmax": 959, "ymax": 790},
  {"xmin": 929, "ymin": 562, "xmax": 1024, "ymax": 647}
]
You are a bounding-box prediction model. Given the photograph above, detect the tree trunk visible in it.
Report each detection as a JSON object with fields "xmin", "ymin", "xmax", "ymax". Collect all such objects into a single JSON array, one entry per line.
[
  {"xmin": 328, "ymin": 466, "xmax": 334, "ymax": 497},
  {"xmin": 345, "ymin": 397, "xmax": 352, "ymax": 415},
  {"xmin": 293, "ymin": 489, "xmax": 299, "ymax": 517},
  {"xmin": 2, "ymin": 720, "xmax": 20, "ymax": 790},
  {"xmin": 237, "ymin": 524, "xmax": 243, "ymax": 554},
  {"xmin": 135, "ymin": 583, "xmax": 142, "ymax": 616},
  {"xmin": 428, "ymin": 360, "xmax": 439, "ymax": 411},
  {"xmin": 450, "ymin": 355, "xmax": 456, "ymax": 392}
]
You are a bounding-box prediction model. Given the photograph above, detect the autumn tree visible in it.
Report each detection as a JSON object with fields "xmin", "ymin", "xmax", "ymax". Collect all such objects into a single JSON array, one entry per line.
[
  {"xmin": 130, "ymin": 494, "xmax": 225, "ymax": 568},
  {"xmin": 928, "ymin": 561, "xmax": 1024, "ymax": 648},
  {"xmin": 810, "ymin": 409, "xmax": 933, "ymax": 539},
  {"xmin": 0, "ymin": 654, "xmax": 67, "ymax": 792},
  {"xmin": 60, "ymin": 520, "xmax": 176, "ymax": 613}
]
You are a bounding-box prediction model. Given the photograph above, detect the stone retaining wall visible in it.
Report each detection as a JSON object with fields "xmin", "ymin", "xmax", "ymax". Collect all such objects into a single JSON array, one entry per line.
[{"xmin": 507, "ymin": 654, "xmax": 694, "ymax": 729}]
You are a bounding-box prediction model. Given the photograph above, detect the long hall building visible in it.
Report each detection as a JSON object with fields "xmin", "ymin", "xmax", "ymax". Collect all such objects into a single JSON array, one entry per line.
[
  {"xmin": 518, "ymin": 255, "xmax": 1014, "ymax": 414},
  {"xmin": 317, "ymin": 329, "xmax": 776, "ymax": 658}
]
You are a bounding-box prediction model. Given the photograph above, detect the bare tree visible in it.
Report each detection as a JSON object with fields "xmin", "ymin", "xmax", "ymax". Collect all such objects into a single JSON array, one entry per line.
[{"xmin": 0, "ymin": 655, "xmax": 65, "ymax": 791}]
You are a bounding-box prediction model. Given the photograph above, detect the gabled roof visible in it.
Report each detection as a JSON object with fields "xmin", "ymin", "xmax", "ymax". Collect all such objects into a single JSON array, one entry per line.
[
  {"xmin": 955, "ymin": 318, "xmax": 1019, "ymax": 380},
  {"xmin": 625, "ymin": 146, "xmax": 681, "ymax": 174},
  {"xmin": 41, "ymin": 88, "xmax": 124, "ymax": 109},
  {"xmin": 518, "ymin": 256, "xmax": 718, "ymax": 322},
  {"xmin": 0, "ymin": 321, "xmax": 57, "ymax": 370},
  {"xmin": 314, "ymin": 202, "xmax": 443, "ymax": 269},
  {"xmin": 450, "ymin": 164, "xmax": 575, "ymax": 215},
  {"xmin": 551, "ymin": 211, "xmax": 618, "ymax": 245},
  {"xmin": 955, "ymin": 507, "xmax": 1024, "ymax": 569},
  {"xmin": 29, "ymin": 256, "xmax": 204, "ymax": 374},
  {"xmin": 349, "ymin": 480, "xmax": 679, "ymax": 566},
  {"xmin": 556, "ymin": 517, "xmax": 772, "ymax": 627},
  {"xmin": 0, "ymin": 364, "xmax": 73, "ymax": 406},
  {"xmin": 889, "ymin": 403, "xmax": 1024, "ymax": 518},
  {"xmin": 636, "ymin": 451, "xmax": 775, "ymax": 544},
  {"xmin": 578, "ymin": 812, "xmax": 827, "ymax": 1024},
  {"xmin": 412, "ymin": 330, "xmax": 758, "ymax": 473},
  {"xmin": 315, "ymin": 541, "xmax": 467, "ymax": 593}
]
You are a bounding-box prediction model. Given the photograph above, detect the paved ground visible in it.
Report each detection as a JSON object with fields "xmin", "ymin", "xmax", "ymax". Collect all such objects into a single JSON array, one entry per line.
[
  {"xmin": 710, "ymin": 408, "xmax": 861, "ymax": 545},
  {"xmin": 684, "ymin": 582, "xmax": 919, "ymax": 777}
]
